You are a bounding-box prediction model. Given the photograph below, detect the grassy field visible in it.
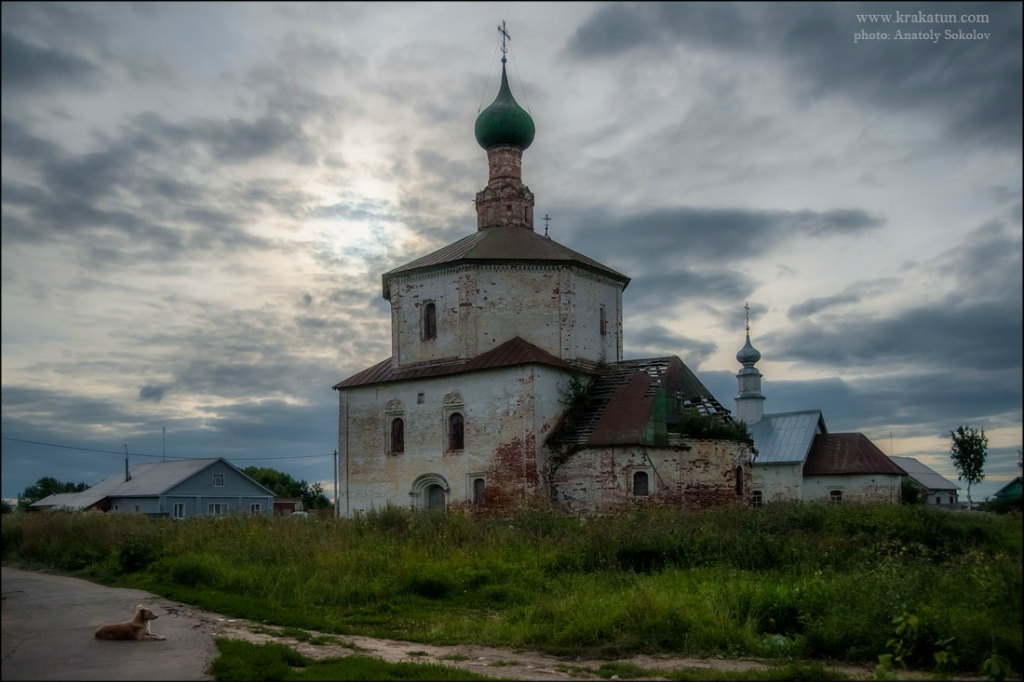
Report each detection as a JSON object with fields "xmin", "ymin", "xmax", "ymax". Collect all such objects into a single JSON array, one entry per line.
[{"xmin": 2, "ymin": 502, "xmax": 1020, "ymax": 676}]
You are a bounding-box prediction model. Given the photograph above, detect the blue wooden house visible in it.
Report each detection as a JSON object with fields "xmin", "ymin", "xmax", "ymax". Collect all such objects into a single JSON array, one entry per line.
[{"xmin": 32, "ymin": 458, "xmax": 275, "ymax": 519}]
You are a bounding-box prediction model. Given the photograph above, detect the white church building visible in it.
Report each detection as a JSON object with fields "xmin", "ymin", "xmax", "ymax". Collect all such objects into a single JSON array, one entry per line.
[
  {"xmin": 734, "ymin": 324, "xmax": 906, "ymax": 505},
  {"xmin": 333, "ymin": 54, "xmax": 754, "ymax": 516}
]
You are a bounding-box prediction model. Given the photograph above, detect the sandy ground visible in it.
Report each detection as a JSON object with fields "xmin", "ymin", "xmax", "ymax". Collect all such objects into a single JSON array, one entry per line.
[{"xmin": 2, "ymin": 565, "xmax": 957, "ymax": 681}]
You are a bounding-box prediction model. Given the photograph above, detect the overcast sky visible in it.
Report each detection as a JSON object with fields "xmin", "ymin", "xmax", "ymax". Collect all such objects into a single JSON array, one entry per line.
[{"xmin": 2, "ymin": 2, "xmax": 1021, "ymax": 505}]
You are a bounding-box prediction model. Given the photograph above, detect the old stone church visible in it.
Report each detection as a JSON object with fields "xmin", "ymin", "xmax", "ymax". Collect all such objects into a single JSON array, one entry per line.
[{"xmin": 333, "ymin": 57, "xmax": 754, "ymax": 515}]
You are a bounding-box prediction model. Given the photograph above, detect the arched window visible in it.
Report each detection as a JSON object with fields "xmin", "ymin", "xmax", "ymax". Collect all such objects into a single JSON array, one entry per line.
[
  {"xmin": 448, "ymin": 412, "xmax": 464, "ymax": 451},
  {"xmin": 423, "ymin": 302, "xmax": 437, "ymax": 340},
  {"xmin": 735, "ymin": 465, "xmax": 743, "ymax": 496},
  {"xmin": 390, "ymin": 417, "xmax": 404, "ymax": 454},
  {"xmin": 633, "ymin": 471, "xmax": 649, "ymax": 497}
]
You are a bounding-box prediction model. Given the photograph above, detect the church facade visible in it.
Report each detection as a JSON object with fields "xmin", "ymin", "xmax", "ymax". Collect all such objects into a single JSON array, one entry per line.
[{"xmin": 334, "ymin": 57, "xmax": 753, "ymax": 516}]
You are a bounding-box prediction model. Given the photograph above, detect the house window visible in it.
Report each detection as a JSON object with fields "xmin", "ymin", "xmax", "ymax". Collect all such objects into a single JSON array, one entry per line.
[
  {"xmin": 949, "ymin": 496, "xmax": 954, "ymax": 505},
  {"xmin": 423, "ymin": 302, "xmax": 437, "ymax": 340},
  {"xmin": 752, "ymin": 490, "xmax": 763, "ymax": 508},
  {"xmin": 390, "ymin": 417, "xmax": 405, "ymax": 454},
  {"xmin": 417, "ymin": 392, "xmax": 425, "ymax": 404},
  {"xmin": 208, "ymin": 503, "xmax": 228, "ymax": 515},
  {"xmin": 473, "ymin": 478, "xmax": 486, "ymax": 505},
  {"xmin": 448, "ymin": 412, "xmax": 464, "ymax": 451},
  {"xmin": 113, "ymin": 504, "xmax": 120, "ymax": 511},
  {"xmin": 134, "ymin": 504, "xmax": 141, "ymax": 513},
  {"xmin": 173, "ymin": 503, "xmax": 185, "ymax": 519},
  {"xmin": 830, "ymin": 489, "xmax": 843, "ymax": 504},
  {"xmin": 735, "ymin": 466, "xmax": 743, "ymax": 495},
  {"xmin": 250, "ymin": 503, "xmax": 261, "ymax": 514},
  {"xmin": 633, "ymin": 471, "xmax": 649, "ymax": 496},
  {"xmin": 213, "ymin": 473, "xmax": 224, "ymax": 487},
  {"xmin": 600, "ymin": 305, "xmax": 608, "ymax": 336}
]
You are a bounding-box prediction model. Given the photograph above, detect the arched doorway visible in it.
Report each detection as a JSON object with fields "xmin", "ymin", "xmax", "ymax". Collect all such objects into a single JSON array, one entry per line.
[
  {"xmin": 426, "ymin": 484, "xmax": 446, "ymax": 511},
  {"xmin": 410, "ymin": 474, "xmax": 449, "ymax": 511}
]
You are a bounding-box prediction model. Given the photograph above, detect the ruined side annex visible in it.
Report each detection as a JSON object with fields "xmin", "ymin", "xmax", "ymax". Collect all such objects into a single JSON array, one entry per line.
[{"xmin": 333, "ymin": 56, "xmax": 753, "ymax": 516}]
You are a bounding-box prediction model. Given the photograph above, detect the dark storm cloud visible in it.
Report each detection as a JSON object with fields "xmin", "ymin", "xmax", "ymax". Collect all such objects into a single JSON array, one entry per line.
[
  {"xmin": 555, "ymin": 205, "xmax": 880, "ymax": 313},
  {"xmin": 563, "ymin": 206, "xmax": 883, "ymax": 268},
  {"xmin": 700, "ymin": 367, "xmax": 1021, "ymax": 437},
  {"xmin": 0, "ymin": 32, "xmax": 101, "ymax": 93},
  {"xmin": 765, "ymin": 222, "xmax": 1022, "ymax": 371},
  {"xmin": 626, "ymin": 325, "xmax": 717, "ymax": 368},
  {"xmin": 788, "ymin": 278, "xmax": 899, "ymax": 320},
  {"xmin": 767, "ymin": 298, "xmax": 1021, "ymax": 371},
  {"xmin": 138, "ymin": 385, "xmax": 166, "ymax": 402},
  {"xmin": 624, "ymin": 270, "xmax": 755, "ymax": 313},
  {"xmin": 567, "ymin": 2, "xmax": 1023, "ymax": 145}
]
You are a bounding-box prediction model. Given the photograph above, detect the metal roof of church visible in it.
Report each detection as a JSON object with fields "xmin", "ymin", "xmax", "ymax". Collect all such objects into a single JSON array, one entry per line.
[
  {"xmin": 333, "ymin": 336, "xmax": 571, "ymax": 389},
  {"xmin": 382, "ymin": 225, "xmax": 629, "ymax": 299},
  {"xmin": 747, "ymin": 410, "xmax": 826, "ymax": 465},
  {"xmin": 803, "ymin": 433, "xmax": 906, "ymax": 476},
  {"xmin": 890, "ymin": 456, "xmax": 960, "ymax": 491}
]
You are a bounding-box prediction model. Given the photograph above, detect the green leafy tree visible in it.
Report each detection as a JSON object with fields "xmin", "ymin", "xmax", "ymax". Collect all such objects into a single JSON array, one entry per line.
[
  {"xmin": 1, "ymin": 500, "xmax": 13, "ymax": 514},
  {"xmin": 243, "ymin": 466, "xmax": 331, "ymax": 511},
  {"xmin": 949, "ymin": 426, "xmax": 987, "ymax": 510},
  {"xmin": 17, "ymin": 476, "xmax": 89, "ymax": 511}
]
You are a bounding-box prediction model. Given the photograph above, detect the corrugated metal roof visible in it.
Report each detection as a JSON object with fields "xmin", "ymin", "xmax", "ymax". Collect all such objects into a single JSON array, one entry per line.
[
  {"xmin": 382, "ymin": 225, "xmax": 630, "ymax": 299},
  {"xmin": 890, "ymin": 456, "xmax": 960, "ymax": 491},
  {"xmin": 29, "ymin": 492, "xmax": 80, "ymax": 509},
  {"xmin": 334, "ymin": 336, "xmax": 571, "ymax": 389},
  {"xmin": 748, "ymin": 410, "xmax": 825, "ymax": 465},
  {"xmin": 803, "ymin": 433, "xmax": 907, "ymax": 476},
  {"xmin": 550, "ymin": 356, "xmax": 730, "ymax": 447},
  {"xmin": 46, "ymin": 458, "xmax": 273, "ymax": 509}
]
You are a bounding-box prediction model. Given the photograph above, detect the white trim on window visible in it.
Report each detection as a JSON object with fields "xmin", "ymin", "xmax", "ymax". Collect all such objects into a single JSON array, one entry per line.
[
  {"xmin": 250, "ymin": 503, "xmax": 261, "ymax": 514},
  {"xmin": 208, "ymin": 503, "xmax": 228, "ymax": 515},
  {"xmin": 212, "ymin": 473, "xmax": 224, "ymax": 487},
  {"xmin": 173, "ymin": 503, "xmax": 185, "ymax": 519}
]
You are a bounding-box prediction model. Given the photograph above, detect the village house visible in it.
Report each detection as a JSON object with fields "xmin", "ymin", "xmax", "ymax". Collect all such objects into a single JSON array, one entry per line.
[
  {"xmin": 28, "ymin": 457, "xmax": 274, "ymax": 519},
  {"xmin": 333, "ymin": 55, "xmax": 753, "ymax": 515}
]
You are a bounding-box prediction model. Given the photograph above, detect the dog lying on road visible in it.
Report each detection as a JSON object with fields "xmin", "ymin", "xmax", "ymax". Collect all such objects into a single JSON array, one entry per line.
[{"xmin": 94, "ymin": 604, "xmax": 166, "ymax": 641}]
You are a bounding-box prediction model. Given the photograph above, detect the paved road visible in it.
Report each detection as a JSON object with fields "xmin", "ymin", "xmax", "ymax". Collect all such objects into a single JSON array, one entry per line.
[{"xmin": 2, "ymin": 567, "xmax": 217, "ymax": 681}]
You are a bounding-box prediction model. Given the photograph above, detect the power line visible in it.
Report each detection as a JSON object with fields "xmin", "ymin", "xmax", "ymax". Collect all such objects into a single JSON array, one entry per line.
[{"xmin": 1, "ymin": 436, "xmax": 334, "ymax": 462}]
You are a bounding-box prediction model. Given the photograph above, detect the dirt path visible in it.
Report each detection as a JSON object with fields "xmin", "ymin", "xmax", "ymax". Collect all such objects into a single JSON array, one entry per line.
[{"xmin": 1, "ymin": 566, "xmax": 953, "ymax": 681}]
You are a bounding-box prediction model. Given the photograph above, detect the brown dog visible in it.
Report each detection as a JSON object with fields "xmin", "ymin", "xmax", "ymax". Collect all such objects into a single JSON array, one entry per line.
[{"xmin": 94, "ymin": 604, "xmax": 166, "ymax": 641}]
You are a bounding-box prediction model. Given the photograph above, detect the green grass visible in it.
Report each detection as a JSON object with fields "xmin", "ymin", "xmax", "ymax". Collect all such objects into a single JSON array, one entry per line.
[
  {"xmin": 3, "ymin": 503, "xmax": 1021, "ymax": 674},
  {"xmin": 210, "ymin": 639, "xmax": 496, "ymax": 681}
]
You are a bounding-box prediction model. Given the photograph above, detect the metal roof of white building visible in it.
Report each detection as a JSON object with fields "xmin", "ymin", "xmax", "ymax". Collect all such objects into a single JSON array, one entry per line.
[
  {"xmin": 890, "ymin": 456, "xmax": 960, "ymax": 491},
  {"xmin": 748, "ymin": 410, "xmax": 826, "ymax": 465}
]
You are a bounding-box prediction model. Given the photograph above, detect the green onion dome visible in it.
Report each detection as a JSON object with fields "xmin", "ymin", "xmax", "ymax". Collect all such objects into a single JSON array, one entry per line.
[{"xmin": 475, "ymin": 63, "xmax": 535, "ymax": 150}]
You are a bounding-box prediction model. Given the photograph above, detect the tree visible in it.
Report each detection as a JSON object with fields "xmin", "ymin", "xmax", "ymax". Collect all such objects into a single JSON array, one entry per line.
[
  {"xmin": 1, "ymin": 500, "xmax": 13, "ymax": 514},
  {"xmin": 949, "ymin": 426, "xmax": 987, "ymax": 510},
  {"xmin": 17, "ymin": 477, "xmax": 89, "ymax": 511},
  {"xmin": 243, "ymin": 466, "xmax": 331, "ymax": 512}
]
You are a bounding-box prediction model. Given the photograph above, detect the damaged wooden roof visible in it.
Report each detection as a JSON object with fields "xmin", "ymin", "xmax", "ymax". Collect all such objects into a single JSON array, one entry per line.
[
  {"xmin": 382, "ymin": 225, "xmax": 630, "ymax": 299},
  {"xmin": 803, "ymin": 433, "xmax": 907, "ymax": 476},
  {"xmin": 333, "ymin": 336, "xmax": 570, "ymax": 389},
  {"xmin": 550, "ymin": 356, "xmax": 730, "ymax": 448}
]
